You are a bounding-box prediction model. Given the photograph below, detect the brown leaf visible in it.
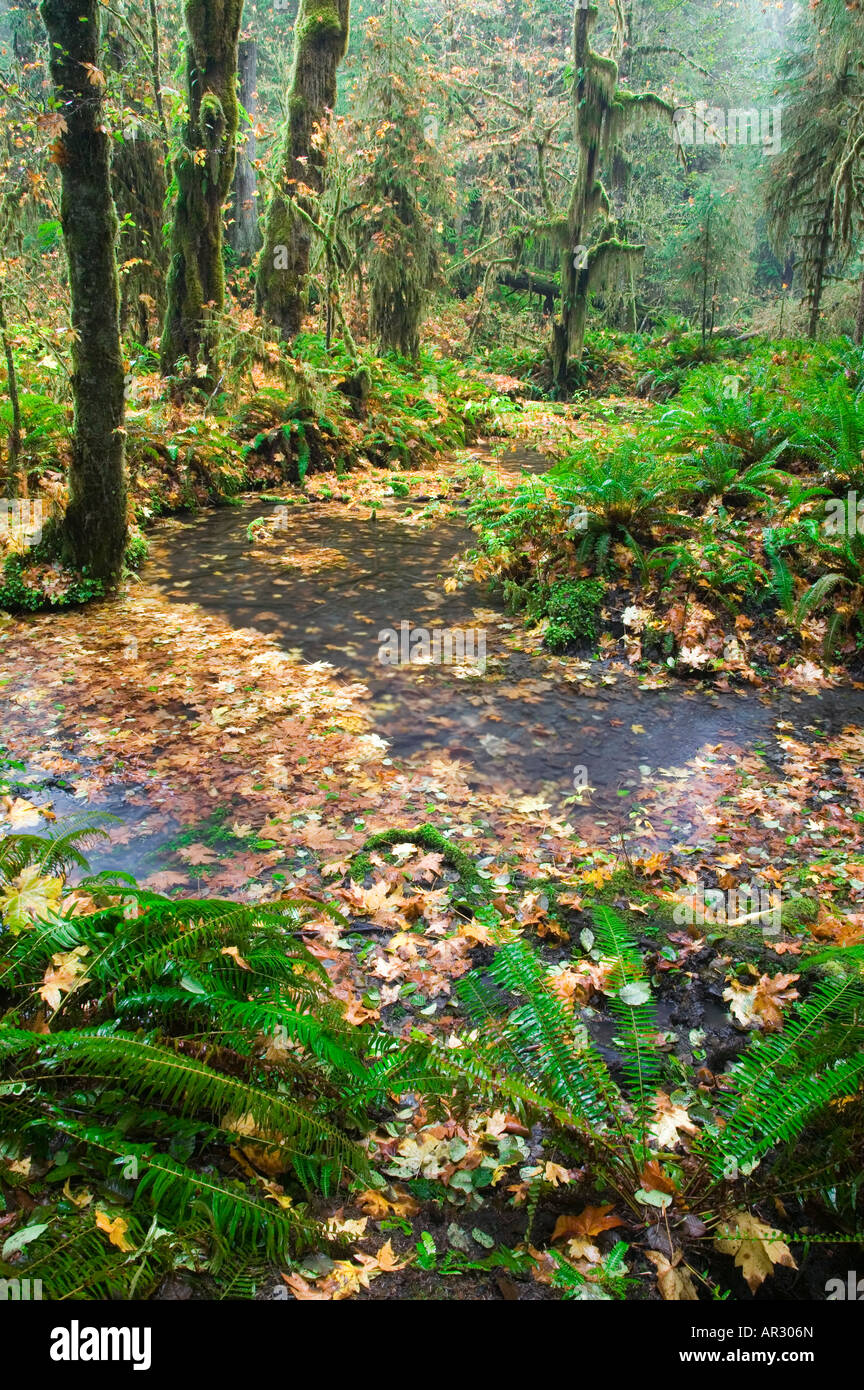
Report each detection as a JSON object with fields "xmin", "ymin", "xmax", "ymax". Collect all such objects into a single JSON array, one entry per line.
[
  {"xmin": 646, "ymin": 1249, "xmax": 699, "ymax": 1300},
  {"xmin": 552, "ymin": 1204, "xmax": 623, "ymax": 1243}
]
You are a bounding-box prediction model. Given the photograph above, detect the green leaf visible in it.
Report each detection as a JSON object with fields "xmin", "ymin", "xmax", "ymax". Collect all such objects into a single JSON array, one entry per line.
[
  {"xmin": 634, "ymin": 1188, "xmax": 672, "ymax": 1210},
  {"xmin": 618, "ymin": 981, "xmax": 652, "ymax": 1006},
  {"xmin": 2, "ymin": 1223, "xmax": 49, "ymax": 1259}
]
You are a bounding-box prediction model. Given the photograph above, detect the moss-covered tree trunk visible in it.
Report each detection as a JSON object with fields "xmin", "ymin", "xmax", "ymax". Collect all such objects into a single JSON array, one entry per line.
[
  {"xmin": 41, "ymin": 0, "xmax": 127, "ymax": 581},
  {"xmin": 806, "ymin": 199, "xmax": 833, "ymax": 340},
  {"xmin": 855, "ymin": 270, "xmax": 864, "ymax": 347},
  {"xmin": 0, "ymin": 292, "xmax": 22, "ymax": 495},
  {"xmin": 113, "ymin": 136, "xmax": 169, "ymax": 344},
  {"xmin": 551, "ymin": 2, "xmax": 670, "ymax": 393},
  {"xmin": 105, "ymin": 14, "xmax": 169, "ymax": 345},
  {"xmin": 256, "ymin": 0, "xmax": 350, "ymax": 341},
  {"xmin": 160, "ymin": 0, "xmax": 243, "ymax": 376}
]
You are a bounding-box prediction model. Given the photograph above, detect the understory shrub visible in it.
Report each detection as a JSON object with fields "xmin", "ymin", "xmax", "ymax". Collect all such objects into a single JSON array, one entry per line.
[{"xmin": 542, "ymin": 578, "xmax": 605, "ymax": 651}]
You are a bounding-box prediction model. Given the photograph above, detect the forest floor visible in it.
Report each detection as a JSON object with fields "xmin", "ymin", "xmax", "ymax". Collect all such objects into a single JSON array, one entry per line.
[{"xmin": 1, "ymin": 396, "xmax": 863, "ymax": 1300}]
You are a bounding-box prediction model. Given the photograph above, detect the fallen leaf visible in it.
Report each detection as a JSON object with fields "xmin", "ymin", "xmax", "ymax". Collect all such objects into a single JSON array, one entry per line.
[
  {"xmin": 221, "ymin": 944, "xmax": 251, "ymax": 970},
  {"xmin": 646, "ymin": 1249, "xmax": 699, "ymax": 1300},
  {"xmin": 552, "ymin": 1204, "xmax": 623, "ymax": 1244},
  {"xmin": 714, "ymin": 1211, "xmax": 797, "ymax": 1293},
  {"xmin": 650, "ymin": 1092, "xmax": 698, "ymax": 1149},
  {"xmin": 95, "ymin": 1209, "xmax": 133, "ymax": 1252}
]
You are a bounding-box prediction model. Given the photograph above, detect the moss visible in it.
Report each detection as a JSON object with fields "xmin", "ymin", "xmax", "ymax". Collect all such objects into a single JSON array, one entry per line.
[
  {"xmin": 541, "ymin": 578, "xmax": 605, "ymax": 652},
  {"xmin": 256, "ymin": 0, "xmax": 350, "ymax": 339},
  {"xmin": 350, "ymin": 824, "xmax": 483, "ymax": 894},
  {"xmin": 160, "ymin": 0, "xmax": 242, "ymax": 376},
  {"xmin": 348, "ymin": 852, "xmax": 375, "ymax": 883},
  {"xmin": 779, "ymin": 896, "xmax": 819, "ymax": 931},
  {"xmin": 0, "ymin": 554, "xmax": 104, "ymax": 613},
  {"xmin": 297, "ymin": 4, "xmax": 345, "ymax": 45},
  {"xmin": 41, "ymin": 0, "xmax": 127, "ymax": 581},
  {"xmin": 580, "ymin": 869, "xmax": 677, "ymax": 941}
]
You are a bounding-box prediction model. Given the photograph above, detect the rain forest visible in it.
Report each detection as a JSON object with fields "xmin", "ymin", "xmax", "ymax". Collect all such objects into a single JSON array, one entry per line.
[{"xmin": 0, "ymin": 0, "xmax": 863, "ymax": 1335}]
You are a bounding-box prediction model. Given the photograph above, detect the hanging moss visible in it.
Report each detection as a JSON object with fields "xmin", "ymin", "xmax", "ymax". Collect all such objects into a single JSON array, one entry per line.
[
  {"xmin": 551, "ymin": 1, "xmax": 673, "ymax": 393},
  {"xmin": 112, "ymin": 136, "xmax": 168, "ymax": 341},
  {"xmin": 368, "ymin": 181, "xmax": 437, "ymax": 360}
]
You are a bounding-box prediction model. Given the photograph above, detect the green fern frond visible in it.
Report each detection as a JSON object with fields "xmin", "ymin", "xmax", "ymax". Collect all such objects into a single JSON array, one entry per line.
[
  {"xmin": 592, "ymin": 907, "xmax": 663, "ymax": 1137},
  {"xmin": 703, "ymin": 975, "xmax": 864, "ymax": 1176},
  {"xmin": 0, "ymin": 817, "xmax": 116, "ymax": 882},
  {"xmin": 17, "ymin": 1030, "xmax": 367, "ymax": 1181},
  {"xmin": 115, "ymin": 983, "xmax": 368, "ymax": 1077}
]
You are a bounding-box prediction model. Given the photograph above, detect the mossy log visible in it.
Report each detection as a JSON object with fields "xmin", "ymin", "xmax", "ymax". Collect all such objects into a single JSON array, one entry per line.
[{"xmin": 350, "ymin": 824, "xmax": 483, "ymax": 895}]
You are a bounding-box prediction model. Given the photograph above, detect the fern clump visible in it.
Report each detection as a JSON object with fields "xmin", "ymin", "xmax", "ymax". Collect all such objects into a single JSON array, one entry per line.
[
  {"xmin": 379, "ymin": 908, "xmax": 864, "ymax": 1293},
  {"xmin": 0, "ymin": 824, "xmax": 375, "ymax": 1299}
]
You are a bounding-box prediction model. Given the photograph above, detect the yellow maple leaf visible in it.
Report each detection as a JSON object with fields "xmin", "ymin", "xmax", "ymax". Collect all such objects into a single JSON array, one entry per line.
[
  {"xmin": 39, "ymin": 945, "xmax": 90, "ymax": 1011},
  {"xmin": 324, "ymin": 1214, "xmax": 368, "ymax": 1239},
  {"xmin": 356, "ymin": 1187, "xmax": 419, "ymax": 1219},
  {"xmin": 543, "ymin": 1162, "xmax": 572, "ymax": 1186},
  {"xmin": 373, "ymin": 1238, "xmax": 410, "ymax": 1272},
  {"xmin": 714, "ymin": 1211, "xmax": 797, "ymax": 1293},
  {"xmin": 578, "ymin": 867, "xmax": 613, "ymax": 889},
  {"xmin": 0, "ymin": 867, "xmax": 63, "ymax": 933},
  {"xmin": 95, "ymin": 1209, "xmax": 133, "ymax": 1252},
  {"xmin": 458, "ymin": 919, "xmax": 494, "ymax": 946},
  {"xmin": 649, "ymin": 1091, "xmax": 698, "ymax": 1149}
]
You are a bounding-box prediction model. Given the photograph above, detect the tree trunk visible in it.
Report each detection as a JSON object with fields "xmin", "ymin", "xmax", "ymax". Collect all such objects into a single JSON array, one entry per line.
[
  {"xmin": 40, "ymin": 0, "xmax": 127, "ymax": 581},
  {"xmin": 854, "ymin": 269, "xmax": 864, "ymax": 347},
  {"xmin": 256, "ymin": 0, "xmax": 350, "ymax": 340},
  {"xmin": 0, "ymin": 291, "xmax": 22, "ymax": 495},
  {"xmin": 147, "ymin": 0, "xmax": 170, "ymax": 156},
  {"xmin": 700, "ymin": 207, "xmax": 710, "ymax": 345},
  {"xmin": 807, "ymin": 200, "xmax": 833, "ymax": 340},
  {"xmin": 228, "ymin": 40, "xmax": 262, "ymax": 262},
  {"xmin": 113, "ymin": 137, "xmax": 169, "ymax": 344},
  {"xmin": 553, "ymin": 5, "xmax": 597, "ymax": 385},
  {"xmin": 104, "ymin": 9, "xmax": 169, "ymax": 344},
  {"xmin": 160, "ymin": 0, "xmax": 244, "ymax": 377}
]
